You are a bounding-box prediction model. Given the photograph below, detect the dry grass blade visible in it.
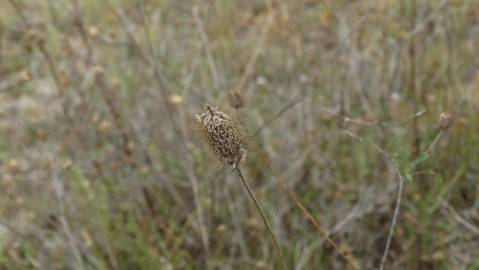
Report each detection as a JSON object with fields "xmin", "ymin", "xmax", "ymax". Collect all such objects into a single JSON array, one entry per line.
[{"xmin": 256, "ymin": 150, "xmax": 359, "ymax": 270}]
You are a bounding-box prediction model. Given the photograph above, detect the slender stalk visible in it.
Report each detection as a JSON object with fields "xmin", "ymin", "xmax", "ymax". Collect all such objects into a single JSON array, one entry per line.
[
  {"xmin": 379, "ymin": 130, "xmax": 443, "ymax": 270},
  {"xmin": 235, "ymin": 108, "xmax": 359, "ymax": 269},
  {"xmin": 378, "ymin": 165, "xmax": 404, "ymax": 270},
  {"xmin": 235, "ymin": 166, "xmax": 287, "ymax": 270},
  {"xmin": 259, "ymin": 153, "xmax": 359, "ymax": 270}
]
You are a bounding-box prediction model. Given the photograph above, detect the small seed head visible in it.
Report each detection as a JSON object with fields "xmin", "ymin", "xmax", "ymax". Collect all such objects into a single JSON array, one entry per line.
[
  {"xmin": 195, "ymin": 106, "xmax": 245, "ymax": 166},
  {"xmin": 438, "ymin": 112, "xmax": 453, "ymax": 130},
  {"xmin": 25, "ymin": 30, "xmax": 45, "ymax": 47},
  {"xmin": 228, "ymin": 90, "xmax": 245, "ymax": 109},
  {"xmin": 93, "ymin": 65, "xmax": 104, "ymax": 79},
  {"xmin": 168, "ymin": 94, "xmax": 183, "ymax": 105}
]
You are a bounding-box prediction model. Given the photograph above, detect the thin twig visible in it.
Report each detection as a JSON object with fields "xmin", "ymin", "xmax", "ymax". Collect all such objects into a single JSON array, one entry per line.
[
  {"xmin": 0, "ymin": 19, "xmax": 3, "ymax": 64},
  {"xmin": 321, "ymin": 108, "xmax": 426, "ymax": 128},
  {"xmin": 443, "ymin": 201, "xmax": 479, "ymax": 235},
  {"xmin": 34, "ymin": 36, "xmax": 74, "ymax": 126},
  {"xmin": 134, "ymin": 1, "xmax": 211, "ymax": 261},
  {"xmin": 234, "ymin": 6, "xmax": 274, "ymax": 94},
  {"xmin": 242, "ymin": 115, "xmax": 359, "ymax": 269},
  {"xmin": 10, "ymin": 0, "xmax": 72, "ymax": 123},
  {"xmin": 343, "ymin": 129, "xmax": 403, "ymax": 270},
  {"xmin": 378, "ymin": 166, "xmax": 404, "ymax": 270},
  {"xmin": 51, "ymin": 169, "xmax": 85, "ymax": 270},
  {"xmin": 258, "ymin": 152, "xmax": 359, "ymax": 270},
  {"xmin": 423, "ymin": 131, "xmax": 443, "ymax": 154},
  {"xmin": 7, "ymin": 0, "xmax": 27, "ymax": 23},
  {"xmin": 296, "ymin": 204, "xmax": 364, "ymax": 269},
  {"xmin": 179, "ymin": 112, "xmax": 211, "ymax": 265},
  {"xmin": 344, "ymin": 126, "xmax": 443, "ymax": 270},
  {"xmin": 0, "ymin": 219, "xmax": 42, "ymax": 252},
  {"xmin": 193, "ymin": 6, "xmax": 220, "ymax": 91},
  {"xmin": 254, "ymin": 93, "xmax": 304, "ymax": 136},
  {"xmin": 235, "ymin": 166, "xmax": 287, "ymax": 270},
  {"xmin": 71, "ymin": 0, "xmax": 93, "ymax": 64},
  {"xmin": 135, "ymin": 2, "xmax": 211, "ymax": 261}
]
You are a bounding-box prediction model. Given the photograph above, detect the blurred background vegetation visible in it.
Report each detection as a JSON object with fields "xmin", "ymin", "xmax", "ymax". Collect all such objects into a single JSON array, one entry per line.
[{"xmin": 0, "ymin": 0, "xmax": 478, "ymax": 269}]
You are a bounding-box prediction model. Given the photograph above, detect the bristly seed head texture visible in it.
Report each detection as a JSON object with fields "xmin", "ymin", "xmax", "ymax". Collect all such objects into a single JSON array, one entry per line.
[{"xmin": 195, "ymin": 106, "xmax": 245, "ymax": 166}]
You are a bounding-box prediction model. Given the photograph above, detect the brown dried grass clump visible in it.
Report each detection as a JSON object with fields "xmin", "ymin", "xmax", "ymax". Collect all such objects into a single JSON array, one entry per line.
[{"xmin": 195, "ymin": 105, "xmax": 245, "ymax": 166}]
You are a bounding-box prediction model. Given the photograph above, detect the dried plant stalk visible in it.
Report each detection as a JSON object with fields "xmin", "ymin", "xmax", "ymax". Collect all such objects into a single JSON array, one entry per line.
[
  {"xmin": 195, "ymin": 106, "xmax": 287, "ymax": 269},
  {"xmin": 235, "ymin": 166, "xmax": 287, "ymax": 270}
]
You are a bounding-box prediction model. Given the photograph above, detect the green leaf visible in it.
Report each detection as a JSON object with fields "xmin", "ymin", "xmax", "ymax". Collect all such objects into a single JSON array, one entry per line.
[{"xmin": 413, "ymin": 152, "xmax": 430, "ymax": 167}]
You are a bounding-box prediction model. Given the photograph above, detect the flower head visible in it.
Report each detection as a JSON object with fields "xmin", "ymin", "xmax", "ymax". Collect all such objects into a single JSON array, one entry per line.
[{"xmin": 195, "ymin": 106, "xmax": 245, "ymax": 166}]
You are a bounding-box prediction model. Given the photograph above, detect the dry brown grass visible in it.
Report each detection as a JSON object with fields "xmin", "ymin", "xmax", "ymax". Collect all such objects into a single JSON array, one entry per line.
[{"xmin": 0, "ymin": 0, "xmax": 478, "ymax": 269}]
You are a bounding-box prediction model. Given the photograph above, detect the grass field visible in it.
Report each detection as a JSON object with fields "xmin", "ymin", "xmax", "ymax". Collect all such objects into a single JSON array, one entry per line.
[{"xmin": 0, "ymin": 0, "xmax": 478, "ymax": 269}]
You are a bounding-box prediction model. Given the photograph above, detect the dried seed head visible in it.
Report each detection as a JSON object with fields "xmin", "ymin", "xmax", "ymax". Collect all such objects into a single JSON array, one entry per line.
[
  {"xmin": 228, "ymin": 90, "xmax": 245, "ymax": 109},
  {"xmin": 93, "ymin": 65, "xmax": 104, "ymax": 79},
  {"xmin": 25, "ymin": 30, "xmax": 45, "ymax": 47},
  {"xmin": 20, "ymin": 69, "xmax": 32, "ymax": 81},
  {"xmin": 168, "ymin": 94, "xmax": 183, "ymax": 105},
  {"xmin": 88, "ymin": 26, "xmax": 100, "ymax": 37},
  {"xmin": 438, "ymin": 112, "xmax": 453, "ymax": 130},
  {"xmin": 195, "ymin": 106, "xmax": 245, "ymax": 166}
]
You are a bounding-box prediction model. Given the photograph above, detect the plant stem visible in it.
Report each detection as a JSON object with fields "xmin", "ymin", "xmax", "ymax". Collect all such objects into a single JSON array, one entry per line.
[
  {"xmin": 235, "ymin": 166, "xmax": 287, "ymax": 270},
  {"xmin": 248, "ymin": 140, "xmax": 358, "ymax": 269}
]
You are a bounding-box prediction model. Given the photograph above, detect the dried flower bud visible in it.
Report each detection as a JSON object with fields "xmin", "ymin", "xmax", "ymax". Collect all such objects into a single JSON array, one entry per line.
[
  {"xmin": 61, "ymin": 159, "xmax": 73, "ymax": 169},
  {"xmin": 58, "ymin": 67, "xmax": 70, "ymax": 87},
  {"xmin": 195, "ymin": 106, "xmax": 245, "ymax": 166},
  {"xmin": 4, "ymin": 159, "xmax": 20, "ymax": 174},
  {"xmin": 438, "ymin": 112, "xmax": 453, "ymax": 130},
  {"xmin": 20, "ymin": 69, "xmax": 32, "ymax": 81},
  {"xmin": 139, "ymin": 166, "xmax": 151, "ymax": 175},
  {"xmin": 168, "ymin": 94, "xmax": 183, "ymax": 105},
  {"xmin": 217, "ymin": 223, "xmax": 227, "ymax": 233},
  {"xmin": 25, "ymin": 30, "xmax": 45, "ymax": 47},
  {"xmin": 93, "ymin": 65, "xmax": 104, "ymax": 79},
  {"xmin": 228, "ymin": 90, "xmax": 245, "ymax": 109},
  {"xmin": 126, "ymin": 142, "xmax": 135, "ymax": 153},
  {"xmin": 88, "ymin": 26, "xmax": 99, "ymax": 37},
  {"xmin": 97, "ymin": 120, "xmax": 112, "ymax": 133}
]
